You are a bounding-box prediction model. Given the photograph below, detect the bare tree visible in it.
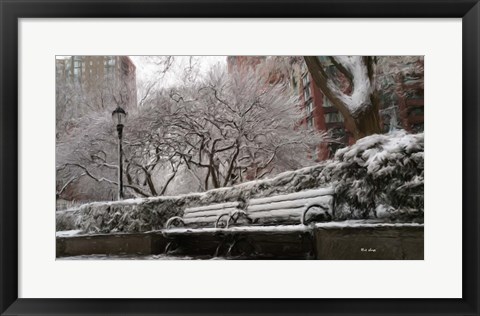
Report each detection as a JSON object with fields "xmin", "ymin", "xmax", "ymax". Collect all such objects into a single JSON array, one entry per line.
[
  {"xmin": 167, "ymin": 65, "xmax": 325, "ymax": 190},
  {"xmin": 56, "ymin": 71, "xmax": 177, "ymax": 199},
  {"xmin": 56, "ymin": 101, "xmax": 184, "ymax": 199},
  {"xmin": 56, "ymin": 57, "xmax": 327, "ymax": 200}
]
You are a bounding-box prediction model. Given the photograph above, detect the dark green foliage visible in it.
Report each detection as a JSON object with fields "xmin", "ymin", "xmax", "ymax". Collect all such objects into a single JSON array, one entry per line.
[{"xmin": 322, "ymin": 131, "xmax": 424, "ymax": 220}]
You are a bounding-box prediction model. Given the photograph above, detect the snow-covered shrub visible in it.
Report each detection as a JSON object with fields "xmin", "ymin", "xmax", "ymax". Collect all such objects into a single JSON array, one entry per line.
[
  {"xmin": 56, "ymin": 131, "xmax": 424, "ymax": 234},
  {"xmin": 56, "ymin": 194, "xmax": 199, "ymax": 234},
  {"xmin": 321, "ymin": 130, "xmax": 424, "ymax": 220},
  {"xmin": 56, "ymin": 164, "xmax": 331, "ymax": 234},
  {"xmin": 56, "ymin": 209, "xmax": 81, "ymax": 231}
]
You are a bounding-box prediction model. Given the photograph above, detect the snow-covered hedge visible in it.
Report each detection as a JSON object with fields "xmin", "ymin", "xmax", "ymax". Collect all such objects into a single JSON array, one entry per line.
[
  {"xmin": 56, "ymin": 163, "xmax": 329, "ymax": 234},
  {"xmin": 321, "ymin": 130, "xmax": 424, "ymax": 221},
  {"xmin": 56, "ymin": 131, "xmax": 424, "ymax": 234}
]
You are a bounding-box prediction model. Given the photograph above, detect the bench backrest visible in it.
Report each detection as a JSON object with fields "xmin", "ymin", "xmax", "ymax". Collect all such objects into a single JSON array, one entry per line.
[
  {"xmin": 246, "ymin": 187, "xmax": 334, "ymax": 225},
  {"xmin": 183, "ymin": 201, "xmax": 240, "ymax": 227}
]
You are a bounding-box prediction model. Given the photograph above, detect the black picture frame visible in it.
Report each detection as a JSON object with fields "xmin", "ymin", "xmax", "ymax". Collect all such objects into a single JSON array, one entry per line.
[{"xmin": 1, "ymin": 0, "xmax": 478, "ymax": 315}]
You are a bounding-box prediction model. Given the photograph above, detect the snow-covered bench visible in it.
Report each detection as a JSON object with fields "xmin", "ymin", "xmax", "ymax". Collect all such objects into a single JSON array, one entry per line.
[
  {"xmin": 163, "ymin": 188, "xmax": 335, "ymax": 257},
  {"xmin": 165, "ymin": 201, "xmax": 241, "ymax": 229},
  {"xmin": 242, "ymin": 187, "xmax": 334, "ymax": 226},
  {"xmin": 165, "ymin": 187, "xmax": 335, "ymax": 230},
  {"xmin": 162, "ymin": 187, "xmax": 335, "ymax": 257}
]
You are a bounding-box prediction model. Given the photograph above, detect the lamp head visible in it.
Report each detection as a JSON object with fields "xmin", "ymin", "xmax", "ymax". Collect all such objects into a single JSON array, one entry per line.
[{"xmin": 112, "ymin": 106, "xmax": 127, "ymax": 126}]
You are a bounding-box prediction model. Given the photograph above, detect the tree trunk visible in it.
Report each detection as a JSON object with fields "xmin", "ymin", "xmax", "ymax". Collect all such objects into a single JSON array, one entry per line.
[
  {"xmin": 354, "ymin": 92, "xmax": 382, "ymax": 139},
  {"xmin": 304, "ymin": 56, "xmax": 382, "ymax": 140}
]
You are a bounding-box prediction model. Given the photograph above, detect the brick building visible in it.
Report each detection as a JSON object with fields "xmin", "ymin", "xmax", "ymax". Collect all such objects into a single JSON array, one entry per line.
[
  {"xmin": 296, "ymin": 57, "xmax": 424, "ymax": 160},
  {"xmin": 395, "ymin": 73, "xmax": 424, "ymax": 133},
  {"xmin": 225, "ymin": 56, "xmax": 424, "ymax": 161},
  {"xmin": 56, "ymin": 56, "xmax": 137, "ymax": 109},
  {"xmin": 227, "ymin": 56, "xmax": 265, "ymax": 73},
  {"xmin": 294, "ymin": 62, "xmax": 351, "ymax": 160}
]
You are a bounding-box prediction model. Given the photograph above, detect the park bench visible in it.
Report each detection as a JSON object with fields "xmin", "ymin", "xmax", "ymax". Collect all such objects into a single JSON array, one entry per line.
[
  {"xmin": 164, "ymin": 201, "xmax": 241, "ymax": 229},
  {"xmin": 163, "ymin": 187, "xmax": 335, "ymax": 257},
  {"xmin": 165, "ymin": 187, "xmax": 335, "ymax": 230},
  {"xmin": 242, "ymin": 187, "xmax": 335, "ymax": 226}
]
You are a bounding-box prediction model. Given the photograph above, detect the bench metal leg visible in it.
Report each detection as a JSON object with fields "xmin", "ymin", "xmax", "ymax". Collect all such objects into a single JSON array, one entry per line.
[
  {"xmin": 165, "ymin": 240, "xmax": 180, "ymax": 254},
  {"xmin": 301, "ymin": 204, "xmax": 331, "ymax": 225},
  {"xmin": 226, "ymin": 237, "xmax": 255, "ymax": 258},
  {"xmin": 227, "ymin": 210, "xmax": 252, "ymax": 228},
  {"xmin": 165, "ymin": 216, "xmax": 185, "ymax": 229},
  {"xmin": 215, "ymin": 213, "xmax": 230, "ymax": 229}
]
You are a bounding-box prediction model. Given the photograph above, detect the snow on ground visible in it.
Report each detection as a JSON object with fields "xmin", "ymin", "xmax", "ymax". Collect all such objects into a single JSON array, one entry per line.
[
  {"xmin": 57, "ymin": 254, "xmax": 195, "ymax": 260},
  {"xmin": 164, "ymin": 224, "xmax": 310, "ymax": 235},
  {"xmin": 163, "ymin": 220, "xmax": 423, "ymax": 235},
  {"xmin": 56, "ymin": 230, "xmax": 83, "ymax": 237}
]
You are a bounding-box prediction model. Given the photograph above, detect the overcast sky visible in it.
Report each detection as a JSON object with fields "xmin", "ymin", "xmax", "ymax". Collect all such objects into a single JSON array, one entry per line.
[
  {"xmin": 56, "ymin": 55, "xmax": 227, "ymax": 90},
  {"xmin": 130, "ymin": 56, "xmax": 226, "ymax": 88}
]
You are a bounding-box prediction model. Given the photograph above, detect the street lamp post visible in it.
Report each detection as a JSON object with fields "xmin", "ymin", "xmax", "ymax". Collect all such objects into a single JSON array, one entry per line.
[{"xmin": 112, "ymin": 106, "xmax": 127, "ymax": 200}]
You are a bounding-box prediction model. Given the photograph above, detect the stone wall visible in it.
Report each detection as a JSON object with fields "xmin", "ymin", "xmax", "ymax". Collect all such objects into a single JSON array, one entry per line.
[{"xmin": 56, "ymin": 223, "xmax": 423, "ymax": 260}]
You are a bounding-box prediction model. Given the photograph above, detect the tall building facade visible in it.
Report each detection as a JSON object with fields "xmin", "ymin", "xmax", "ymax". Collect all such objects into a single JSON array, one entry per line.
[
  {"xmin": 395, "ymin": 72, "xmax": 424, "ymax": 133},
  {"xmin": 294, "ymin": 62, "xmax": 351, "ymax": 160},
  {"xmin": 56, "ymin": 56, "xmax": 137, "ymax": 109},
  {"xmin": 227, "ymin": 56, "xmax": 266, "ymax": 74},
  {"xmin": 295, "ymin": 57, "xmax": 424, "ymax": 160},
  {"xmin": 225, "ymin": 56, "xmax": 424, "ymax": 161}
]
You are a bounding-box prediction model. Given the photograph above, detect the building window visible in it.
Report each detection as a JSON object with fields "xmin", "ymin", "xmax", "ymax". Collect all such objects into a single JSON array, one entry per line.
[
  {"xmin": 302, "ymin": 74, "xmax": 310, "ymax": 88},
  {"xmin": 72, "ymin": 57, "xmax": 82, "ymax": 82},
  {"xmin": 329, "ymin": 127, "xmax": 346, "ymax": 139},
  {"xmin": 304, "ymin": 86, "xmax": 311, "ymax": 101},
  {"xmin": 323, "ymin": 96, "xmax": 334, "ymax": 108},
  {"xmin": 302, "ymin": 74, "xmax": 312, "ymax": 101},
  {"xmin": 314, "ymin": 145, "xmax": 320, "ymax": 160},
  {"xmin": 107, "ymin": 56, "xmax": 115, "ymax": 67},
  {"xmin": 324, "ymin": 112, "xmax": 344, "ymax": 123},
  {"xmin": 305, "ymin": 100, "xmax": 314, "ymax": 115},
  {"xmin": 301, "ymin": 62, "xmax": 307, "ymax": 74},
  {"xmin": 307, "ymin": 116, "xmax": 315, "ymax": 128},
  {"xmin": 105, "ymin": 56, "xmax": 116, "ymax": 81}
]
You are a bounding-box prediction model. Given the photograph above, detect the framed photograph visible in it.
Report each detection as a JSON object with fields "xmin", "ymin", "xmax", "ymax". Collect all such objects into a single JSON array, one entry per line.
[{"xmin": 1, "ymin": 0, "xmax": 478, "ymax": 315}]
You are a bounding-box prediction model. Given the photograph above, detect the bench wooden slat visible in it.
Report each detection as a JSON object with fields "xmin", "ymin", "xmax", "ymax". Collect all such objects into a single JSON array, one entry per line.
[
  {"xmin": 248, "ymin": 208, "xmax": 306, "ymax": 219},
  {"xmin": 183, "ymin": 208, "xmax": 237, "ymax": 219},
  {"xmin": 248, "ymin": 188, "xmax": 333, "ymax": 206},
  {"xmin": 252, "ymin": 215, "xmax": 302, "ymax": 225},
  {"xmin": 184, "ymin": 216, "xmax": 221, "ymax": 225},
  {"xmin": 185, "ymin": 202, "xmax": 240, "ymax": 214},
  {"xmin": 247, "ymin": 196, "xmax": 332, "ymax": 213}
]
